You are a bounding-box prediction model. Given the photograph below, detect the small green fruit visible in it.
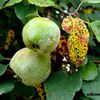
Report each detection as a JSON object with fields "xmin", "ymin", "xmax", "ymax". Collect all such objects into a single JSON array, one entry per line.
[
  {"xmin": 10, "ymin": 48, "xmax": 51, "ymax": 86},
  {"xmin": 22, "ymin": 17, "xmax": 60, "ymax": 53}
]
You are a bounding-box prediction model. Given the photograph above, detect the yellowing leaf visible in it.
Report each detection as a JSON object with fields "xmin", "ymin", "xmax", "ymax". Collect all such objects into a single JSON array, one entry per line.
[
  {"xmin": 62, "ymin": 16, "xmax": 89, "ymax": 67},
  {"xmin": 3, "ymin": 29, "xmax": 15, "ymax": 50},
  {"xmin": 35, "ymin": 84, "xmax": 45, "ymax": 100},
  {"xmin": 56, "ymin": 35, "xmax": 67, "ymax": 54}
]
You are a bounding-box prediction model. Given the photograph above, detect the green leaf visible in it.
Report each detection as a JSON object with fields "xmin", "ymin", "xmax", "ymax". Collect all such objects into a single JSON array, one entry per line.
[
  {"xmin": 79, "ymin": 56, "xmax": 88, "ymax": 68},
  {"xmin": 0, "ymin": 80, "xmax": 15, "ymax": 95},
  {"xmin": 28, "ymin": 0, "xmax": 56, "ymax": 7},
  {"xmin": 0, "ymin": 64, "xmax": 8, "ymax": 76},
  {"xmin": 71, "ymin": 0, "xmax": 80, "ymax": 8},
  {"xmin": 0, "ymin": 15, "xmax": 8, "ymax": 34},
  {"xmin": 89, "ymin": 32, "xmax": 96, "ymax": 47},
  {"xmin": 80, "ymin": 96, "xmax": 91, "ymax": 100},
  {"xmin": 90, "ymin": 20, "xmax": 100, "ymax": 42},
  {"xmin": 88, "ymin": 55, "xmax": 100, "ymax": 62},
  {"xmin": 0, "ymin": 0, "xmax": 8, "ymax": 9},
  {"xmin": 4, "ymin": 0, "xmax": 22, "ymax": 7},
  {"xmin": 0, "ymin": 54, "xmax": 4, "ymax": 60},
  {"xmin": 87, "ymin": 0, "xmax": 100, "ymax": 3},
  {"xmin": 9, "ymin": 93, "xmax": 17, "ymax": 100},
  {"xmin": 59, "ymin": 0, "xmax": 69, "ymax": 10},
  {"xmin": 81, "ymin": 0, "xmax": 100, "ymax": 3},
  {"xmin": 82, "ymin": 68, "xmax": 100, "ymax": 100},
  {"xmin": 15, "ymin": 3, "xmax": 38, "ymax": 24},
  {"xmin": 4, "ymin": 8, "xmax": 20, "ymax": 27},
  {"xmin": 79, "ymin": 62, "xmax": 98, "ymax": 81},
  {"xmin": 45, "ymin": 71, "xmax": 82, "ymax": 100},
  {"xmin": 13, "ymin": 82, "xmax": 36, "ymax": 97}
]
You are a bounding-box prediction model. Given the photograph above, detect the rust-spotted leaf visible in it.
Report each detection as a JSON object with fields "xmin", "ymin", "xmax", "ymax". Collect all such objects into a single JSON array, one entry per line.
[
  {"xmin": 3, "ymin": 29, "xmax": 15, "ymax": 50},
  {"xmin": 56, "ymin": 35, "xmax": 67, "ymax": 54},
  {"xmin": 62, "ymin": 16, "xmax": 89, "ymax": 67},
  {"xmin": 35, "ymin": 83, "xmax": 45, "ymax": 100}
]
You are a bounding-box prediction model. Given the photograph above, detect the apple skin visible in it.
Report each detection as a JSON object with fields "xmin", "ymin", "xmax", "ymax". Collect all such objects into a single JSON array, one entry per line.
[
  {"xmin": 10, "ymin": 48, "xmax": 51, "ymax": 86},
  {"xmin": 22, "ymin": 17, "xmax": 60, "ymax": 53}
]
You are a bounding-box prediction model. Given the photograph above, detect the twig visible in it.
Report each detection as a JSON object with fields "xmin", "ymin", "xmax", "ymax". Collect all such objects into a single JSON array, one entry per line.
[
  {"xmin": 47, "ymin": 9, "xmax": 51, "ymax": 19},
  {"xmin": 3, "ymin": 57, "xmax": 11, "ymax": 61},
  {"xmin": 91, "ymin": 60, "xmax": 100, "ymax": 64},
  {"xmin": 75, "ymin": 1, "xmax": 84, "ymax": 13},
  {"xmin": 51, "ymin": 15, "xmax": 62, "ymax": 21}
]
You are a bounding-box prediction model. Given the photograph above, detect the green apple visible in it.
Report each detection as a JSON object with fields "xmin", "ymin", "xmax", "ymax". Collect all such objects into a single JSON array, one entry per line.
[
  {"xmin": 22, "ymin": 17, "xmax": 60, "ymax": 53},
  {"xmin": 10, "ymin": 48, "xmax": 51, "ymax": 86}
]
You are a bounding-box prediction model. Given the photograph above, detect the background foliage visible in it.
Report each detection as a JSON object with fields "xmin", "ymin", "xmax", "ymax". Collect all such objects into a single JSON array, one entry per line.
[{"xmin": 0, "ymin": 0, "xmax": 100, "ymax": 100}]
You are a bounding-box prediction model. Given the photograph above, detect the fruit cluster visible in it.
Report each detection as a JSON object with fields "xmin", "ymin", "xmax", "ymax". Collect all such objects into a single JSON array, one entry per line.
[{"xmin": 10, "ymin": 17, "xmax": 60, "ymax": 86}]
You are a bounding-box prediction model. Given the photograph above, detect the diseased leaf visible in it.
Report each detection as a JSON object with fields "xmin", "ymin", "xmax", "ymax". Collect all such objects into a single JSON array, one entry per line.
[
  {"xmin": 62, "ymin": 16, "xmax": 89, "ymax": 67},
  {"xmin": 3, "ymin": 29, "xmax": 15, "ymax": 50},
  {"xmin": 79, "ymin": 62, "xmax": 98, "ymax": 81},
  {"xmin": 82, "ymin": 68, "xmax": 100, "ymax": 100},
  {"xmin": 90, "ymin": 20, "xmax": 100, "ymax": 42},
  {"xmin": 0, "ymin": 80, "xmax": 15, "ymax": 95},
  {"xmin": 0, "ymin": 64, "xmax": 8, "ymax": 76},
  {"xmin": 45, "ymin": 71, "xmax": 82, "ymax": 100},
  {"xmin": 4, "ymin": 0, "xmax": 22, "ymax": 7},
  {"xmin": 35, "ymin": 84, "xmax": 45, "ymax": 100},
  {"xmin": 56, "ymin": 35, "xmax": 67, "ymax": 54},
  {"xmin": 28, "ymin": 0, "xmax": 56, "ymax": 7}
]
